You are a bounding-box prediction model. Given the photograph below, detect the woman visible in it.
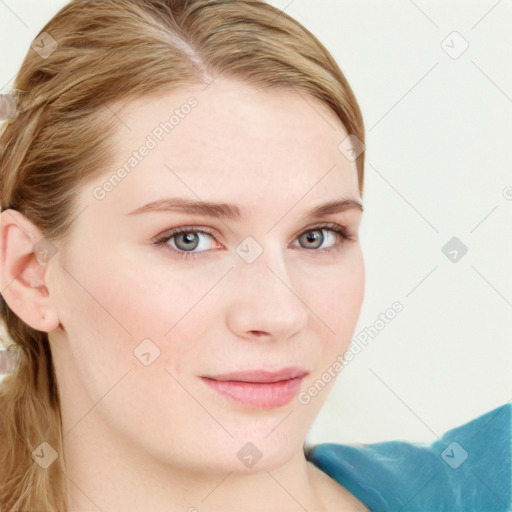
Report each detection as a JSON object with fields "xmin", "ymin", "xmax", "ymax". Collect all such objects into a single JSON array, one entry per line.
[{"xmin": 0, "ymin": 1, "xmax": 509, "ymax": 511}]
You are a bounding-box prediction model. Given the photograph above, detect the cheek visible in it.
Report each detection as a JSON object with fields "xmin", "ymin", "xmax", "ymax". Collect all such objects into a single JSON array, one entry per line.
[
  {"xmin": 307, "ymin": 249, "xmax": 365, "ymax": 348},
  {"xmin": 295, "ymin": 251, "xmax": 364, "ymax": 401},
  {"xmin": 62, "ymin": 248, "xmax": 206, "ymax": 338},
  {"xmin": 70, "ymin": 254, "xmax": 224, "ymax": 376},
  {"xmin": 53, "ymin": 250, "xmax": 203, "ymax": 425}
]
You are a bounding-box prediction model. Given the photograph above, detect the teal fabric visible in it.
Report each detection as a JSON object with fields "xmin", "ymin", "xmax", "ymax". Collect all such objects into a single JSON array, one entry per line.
[{"xmin": 306, "ymin": 404, "xmax": 511, "ymax": 512}]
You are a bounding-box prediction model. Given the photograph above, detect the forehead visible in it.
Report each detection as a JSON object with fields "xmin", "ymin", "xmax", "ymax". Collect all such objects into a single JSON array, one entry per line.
[{"xmin": 86, "ymin": 78, "xmax": 360, "ymax": 217}]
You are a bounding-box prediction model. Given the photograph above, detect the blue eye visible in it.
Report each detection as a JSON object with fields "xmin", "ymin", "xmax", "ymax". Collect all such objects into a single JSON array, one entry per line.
[
  {"xmin": 153, "ymin": 223, "xmax": 353, "ymax": 260},
  {"xmin": 297, "ymin": 228, "xmax": 341, "ymax": 250},
  {"xmin": 155, "ymin": 228, "xmax": 217, "ymax": 256}
]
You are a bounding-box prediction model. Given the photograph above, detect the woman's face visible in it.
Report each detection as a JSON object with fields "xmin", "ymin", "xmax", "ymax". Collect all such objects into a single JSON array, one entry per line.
[{"xmin": 49, "ymin": 78, "xmax": 365, "ymax": 473}]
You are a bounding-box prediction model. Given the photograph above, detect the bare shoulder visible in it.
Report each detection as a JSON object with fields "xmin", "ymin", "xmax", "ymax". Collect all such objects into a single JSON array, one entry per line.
[{"xmin": 307, "ymin": 461, "xmax": 369, "ymax": 512}]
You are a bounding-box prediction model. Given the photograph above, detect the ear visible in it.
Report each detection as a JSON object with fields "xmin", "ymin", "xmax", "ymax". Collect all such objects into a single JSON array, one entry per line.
[{"xmin": 0, "ymin": 209, "xmax": 61, "ymax": 332}]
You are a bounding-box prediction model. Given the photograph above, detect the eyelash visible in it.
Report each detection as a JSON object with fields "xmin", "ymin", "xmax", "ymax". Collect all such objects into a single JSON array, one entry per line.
[{"xmin": 152, "ymin": 222, "xmax": 355, "ymax": 261}]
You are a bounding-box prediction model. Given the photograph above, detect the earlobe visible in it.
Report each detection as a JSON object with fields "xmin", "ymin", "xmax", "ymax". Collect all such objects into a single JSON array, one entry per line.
[{"xmin": 0, "ymin": 209, "xmax": 61, "ymax": 333}]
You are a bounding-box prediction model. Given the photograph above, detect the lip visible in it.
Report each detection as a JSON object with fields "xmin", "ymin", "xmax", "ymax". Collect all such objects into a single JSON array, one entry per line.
[{"xmin": 201, "ymin": 366, "xmax": 309, "ymax": 409}]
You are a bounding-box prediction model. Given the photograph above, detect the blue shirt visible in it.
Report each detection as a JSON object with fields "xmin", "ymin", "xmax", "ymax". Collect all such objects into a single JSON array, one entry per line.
[{"xmin": 306, "ymin": 404, "xmax": 511, "ymax": 511}]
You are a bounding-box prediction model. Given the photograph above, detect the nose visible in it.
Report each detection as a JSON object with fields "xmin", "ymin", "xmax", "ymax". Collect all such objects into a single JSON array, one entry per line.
[{"xmin": 225, "ymin": 243, "xmax": 309, "ymax": 342}]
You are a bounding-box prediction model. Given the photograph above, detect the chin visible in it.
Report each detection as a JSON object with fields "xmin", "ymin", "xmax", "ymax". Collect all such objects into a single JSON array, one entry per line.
[{"xmin": 167, "ymin": 426, "xmax": 307, "ymax": 475}]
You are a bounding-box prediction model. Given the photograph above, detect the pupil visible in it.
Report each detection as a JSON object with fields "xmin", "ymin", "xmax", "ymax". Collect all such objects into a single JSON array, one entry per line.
[
  {"xmin": 179, "ymin": 232, "xmax": 198, "ymax": 250},
  {"xmin": 304, "ymin": 230, "xmax": 322, "ymax": 248}
]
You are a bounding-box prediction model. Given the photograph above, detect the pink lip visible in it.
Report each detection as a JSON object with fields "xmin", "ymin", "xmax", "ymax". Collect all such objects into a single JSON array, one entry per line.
[{"xmin": 201, "ymin": 366, "xmax": 309, "ymax": 409}]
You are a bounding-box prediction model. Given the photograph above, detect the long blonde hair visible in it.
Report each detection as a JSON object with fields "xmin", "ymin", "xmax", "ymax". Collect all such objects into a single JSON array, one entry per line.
[{"xmin": 0, "ymin": 1, "xmax": 365, "ymax": 510}]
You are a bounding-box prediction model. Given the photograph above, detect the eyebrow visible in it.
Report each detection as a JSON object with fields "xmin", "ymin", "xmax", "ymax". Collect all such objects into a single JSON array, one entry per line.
[{"xmin": 126, "ymin": 197, "xmax": 363, "ymax": 221}]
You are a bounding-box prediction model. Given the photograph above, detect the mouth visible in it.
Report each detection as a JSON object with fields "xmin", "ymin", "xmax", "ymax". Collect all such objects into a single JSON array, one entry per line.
[{"xmin": 201, "ymin": 366, "xmax": 309, "ymax": 409}]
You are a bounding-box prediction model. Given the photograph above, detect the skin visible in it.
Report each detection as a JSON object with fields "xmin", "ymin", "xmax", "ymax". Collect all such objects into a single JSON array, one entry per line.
[{"xmin": 0, "ymin": 78, "xmax": 366, "ymax": 511}]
